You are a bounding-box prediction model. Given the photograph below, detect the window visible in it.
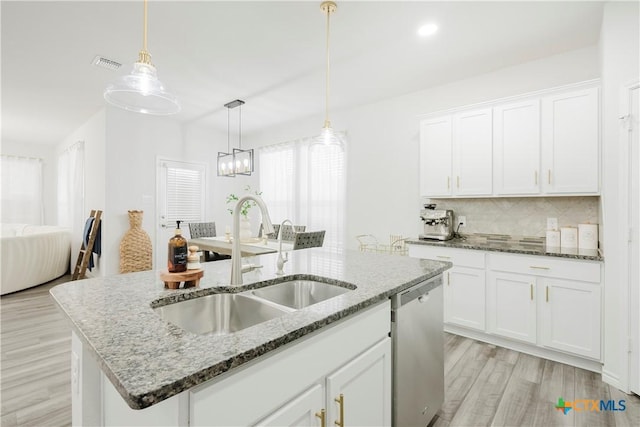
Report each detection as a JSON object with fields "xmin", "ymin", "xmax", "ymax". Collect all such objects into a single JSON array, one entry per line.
[
  {"xmin": 259, "ymin": 136, "xmax": 346, "ymax": 252},
  {"xmin": 159, "ymin": 160, "xmax": 206, "ymax": 226},
  {"xmin": 1, "ymin": 154, "xmax": 44, "ymax": 224},
  {"xmin": 57, "ymin": 141, "xmax": 85, "ymax": 229}
]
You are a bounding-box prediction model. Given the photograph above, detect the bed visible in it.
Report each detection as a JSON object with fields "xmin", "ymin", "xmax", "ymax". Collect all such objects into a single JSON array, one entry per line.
[{"xmin": 1, "ymin": 224, "xmax": 71, "ymax": 295}]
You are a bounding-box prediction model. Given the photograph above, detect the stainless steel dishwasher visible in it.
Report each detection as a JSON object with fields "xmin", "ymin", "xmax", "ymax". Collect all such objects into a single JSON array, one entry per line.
[{"xmin": 391, "ymin": 275, "xmax": 444, "ymax": 427}]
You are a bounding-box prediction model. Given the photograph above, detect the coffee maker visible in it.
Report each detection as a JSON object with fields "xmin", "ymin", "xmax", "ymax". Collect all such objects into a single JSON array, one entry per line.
[{"xmin": 419, "ymin": 204, "xmax": 455, "ymax": 241}]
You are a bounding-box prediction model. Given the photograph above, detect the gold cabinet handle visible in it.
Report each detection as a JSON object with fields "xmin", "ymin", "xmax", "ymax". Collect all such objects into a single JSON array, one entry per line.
[
  {"xmin": 316, "ymin": 409, "xmax": 326, "ymax": 427},
  {"xmin": 534, "ymin": 170, "xmax": 538, "ymax": 185},
  {"xmin": 436, "ymin": 255, "xmax": 451, "ymax": 259},
  {"xmin": 457, "ymin": 176, "xmax": 460, "ymax": 189},
  {"xmin": 334, "ymin": 394, "xmax": 344, "ymax": 427},
  {"xmin": 548, "ymin": 169, "xmax": 551, "ymax": 184},
  {"xmin": 530, "ymin": 284, "xmax": 534, "ymax": 301},
  {"xmin": 447, "ymin": 271, "xmax": 451, "ymax": 286},
  {"xmin": 447, "ymin": 176, "xmax": 450, "ymax": 190},
  {"xmin": 529, "ymin": 265, "xmax": 550, "ymax": 270},
  {"xmin": 546, "ymin": 286, "xmax": 549, "ymax": 303}
]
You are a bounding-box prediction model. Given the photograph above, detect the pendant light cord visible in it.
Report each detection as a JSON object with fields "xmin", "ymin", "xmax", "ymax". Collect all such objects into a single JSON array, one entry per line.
[
  {"xmin": 324, "ymin": 3, "xmax": 331, "ymax": 128},
  {"xmin": 138, "ymin": 0, "xmax": 152, "ymax": 65},
  {"xmin": 238, "ymin": 103, "xmax": 242, "ymax": 149},
  {"xmin": 227, "ymin": 105, "xmax": 231, "ymax": 153}
]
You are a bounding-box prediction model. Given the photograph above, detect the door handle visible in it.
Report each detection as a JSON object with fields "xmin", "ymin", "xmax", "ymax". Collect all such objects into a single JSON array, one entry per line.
[
  {"xmin": 316, "ymin": 409, "xmax": 326, "ymax": 427},
  {"xmin": 334, "ymin": 394, "xmax": 344, "ymax": 427}
]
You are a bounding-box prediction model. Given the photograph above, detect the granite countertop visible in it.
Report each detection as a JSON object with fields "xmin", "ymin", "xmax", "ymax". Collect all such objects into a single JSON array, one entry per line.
[
  {"xmin": 50, "ymin": 249, "xmax": 450, "ymax": 410},
  {"xmin": 406, "ymin": 233, "xmax": 603, "ymax": 261}
]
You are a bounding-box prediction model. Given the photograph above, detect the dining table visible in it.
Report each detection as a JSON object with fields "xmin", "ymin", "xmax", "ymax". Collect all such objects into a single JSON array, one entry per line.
[{"xmin": 188, "ymin": 236, "xmax": 294, "ymax": 257}]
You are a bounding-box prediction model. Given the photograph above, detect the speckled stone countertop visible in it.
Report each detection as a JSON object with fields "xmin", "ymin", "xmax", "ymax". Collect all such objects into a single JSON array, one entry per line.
[
  {"xmin": 50, "ymin": 249, "xmax": 450, "ymax": 410},
  {"xmin": 406, "ymin": 233, "xmax": 603, "ymax": 261}
]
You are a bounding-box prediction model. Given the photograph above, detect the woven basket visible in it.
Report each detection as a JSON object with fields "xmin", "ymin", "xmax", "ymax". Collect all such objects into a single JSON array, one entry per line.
[{"xmin": 119, "ymin": 210, "xmax": 152, "ymax": 273}]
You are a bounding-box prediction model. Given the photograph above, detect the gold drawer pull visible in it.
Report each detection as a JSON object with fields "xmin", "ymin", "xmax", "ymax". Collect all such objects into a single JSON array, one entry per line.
[
  {"xmin": 334, "ymin": 394, "xmax": 344, "ymax": 427},
  {"xmin": 529, "ymin": 266, "xmax": 550, "ymax": 270},
  {"xmin": 316, "ymin": 409, "xmax": 326, "ymax": 427},
  {"xmin": 548, "ymin": 169, "xmax": 552, "ymax": 184},
  {"xmin": 447, "ymin": 272, "xmax": 451, "ymax": 286},
  {"xmin": 534, "ymin": 170, "xmax": 538, "ymax": 185},
  {"xmin": 457, "ymin": 176, "xmax": 460, "ymax": 189},
  {"xmin": 546, "ymin": 286, "xmax": 549, "ymax": 302},
  {"xmin": 530, "ymin": 284, "xmax": 533, "ymax": 301},
  {"xmin": 436, "ymin": 255, "xmax": 451, "ymax": 259},
  {"xmin": 447, "ymin": 176, "xmax": 450, "ymax": 190}
]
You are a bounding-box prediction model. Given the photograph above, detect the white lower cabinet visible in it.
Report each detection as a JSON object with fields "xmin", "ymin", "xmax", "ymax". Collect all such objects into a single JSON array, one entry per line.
[
  {"xmin": 409, "ymin": 243, "xmax": 603, "ymax": 367},
  {"xmin": 446, "ymin": 267, "xmax": 486, "ymax": 331},
  {"xmin": 539, "ymin": 277, "xmax": 601, "ymax": 360},
  {"xmin": 257, "ymin": 384, "xmax": 324, "ymax": 427},
  {"xmin": 487, "ymin": 271, "xmax": 536, "ymax": 344}
]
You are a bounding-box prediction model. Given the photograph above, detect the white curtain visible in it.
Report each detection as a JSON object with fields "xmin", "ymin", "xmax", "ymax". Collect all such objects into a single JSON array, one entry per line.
[
  {"xmin": 0, "ymin": 155, "xmax": 44, "ymax": 224},
  {"xmin": 259, "ymin": 136, "xmax": 346, "ymax": 252},
  {"xmin": 57, "ymin": 141, "xmax": 85, "ymax": 230}
]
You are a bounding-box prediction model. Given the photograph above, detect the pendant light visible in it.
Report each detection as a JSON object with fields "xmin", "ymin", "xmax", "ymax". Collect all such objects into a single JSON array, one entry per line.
[
  {"xmin": 314, "ymin": 1, "xmax": 344, "ymax": 146},
  {"xmin": 218, "ymin": 99, "xmax": 254, "ymax": 177},
  {"xmin": 104, "ymin": 0, "xmax": 180, "ymax": 115}
]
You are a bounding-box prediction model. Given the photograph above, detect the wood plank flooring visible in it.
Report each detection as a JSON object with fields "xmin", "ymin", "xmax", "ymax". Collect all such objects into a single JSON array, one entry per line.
[
  {"xmin": 1, "ymin": 279, "xmax": 639, "ymax": 426},
  {"xmin": 1, "ymin": 276, "xmax": 72, "ymax": 427},
  {"xmin": 431, "ymin": 333, "xmax": 640, "ymax": 427}
]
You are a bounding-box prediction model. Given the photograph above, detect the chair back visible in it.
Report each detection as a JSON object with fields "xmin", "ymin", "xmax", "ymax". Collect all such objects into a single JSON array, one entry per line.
[
  {"xmin": 189, "ymin": 222, "xmax": 217, "ymax": 239},
  {"xmin": 258, "ymin": 223, "xmax": 281, "ymax": 240},
  {"xmin": 293, "ymin": 230, "xmax": 326, "ymax": 250},
  {"xmin": 280, "ymin": 225, "xmax": 306, "ymax": 241}
]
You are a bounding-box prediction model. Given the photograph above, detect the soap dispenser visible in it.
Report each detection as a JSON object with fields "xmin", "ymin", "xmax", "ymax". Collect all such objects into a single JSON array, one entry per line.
[{"xmin": 168, "ymin": 221, "xmax": 188, "ymax": 273}]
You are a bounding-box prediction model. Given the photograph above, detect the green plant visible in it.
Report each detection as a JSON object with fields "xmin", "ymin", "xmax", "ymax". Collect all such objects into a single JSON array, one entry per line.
[{"xmin": 226, "ymin": 185, "xmax": 263, "ymax": 218}]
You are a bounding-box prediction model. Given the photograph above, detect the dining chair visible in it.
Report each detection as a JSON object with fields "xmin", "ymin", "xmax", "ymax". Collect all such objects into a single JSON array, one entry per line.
[
  {"xmin": 188, "ymin": 222, "xmax": 231, "ymax": 261},
  {"xmin": 258, "ymin": 223, "xmax": 281, "ymax": 240},
  {"xmin": 280, "ymin": 225, "xmax": 306, "ymax": 241},
  {"xmin": 293, "ymin": 230, "xmax": 326, "ymax": 250}
]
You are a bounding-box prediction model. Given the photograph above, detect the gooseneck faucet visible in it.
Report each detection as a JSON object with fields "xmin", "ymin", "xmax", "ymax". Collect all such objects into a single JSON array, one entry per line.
[
  {"xmin": 230, "ymin": 195, "xmax": 274, "ymax": 286},
  {"xmin": 276, "ymin": 219, "xmax": 293, "ymax": 275}
]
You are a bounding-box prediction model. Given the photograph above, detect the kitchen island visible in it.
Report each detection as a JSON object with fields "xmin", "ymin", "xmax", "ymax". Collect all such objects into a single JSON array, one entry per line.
[{"xmin": 50, "ymin": 248, "xmax": 450, "ymax": 426}]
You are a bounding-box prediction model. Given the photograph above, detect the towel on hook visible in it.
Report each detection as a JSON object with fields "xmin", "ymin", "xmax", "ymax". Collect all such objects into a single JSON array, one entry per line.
[{"xmin": 82, "ymin": 217, "xmax": 102, "ymax": 271}]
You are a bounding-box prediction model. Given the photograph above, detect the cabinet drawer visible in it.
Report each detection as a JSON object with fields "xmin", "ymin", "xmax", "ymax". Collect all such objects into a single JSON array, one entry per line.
[
  {"xmin": 408, "ymin": 244, "xmax": 485, "ymax": 269},
  {"xmin": 488, "ymin": 253, "xmax": 600, "ymax": 283}
]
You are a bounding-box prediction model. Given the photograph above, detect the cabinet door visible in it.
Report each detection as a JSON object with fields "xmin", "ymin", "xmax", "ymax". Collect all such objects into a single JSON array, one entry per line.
[
  {"xmin": 326, "ymin": 339, "xmax": 391, "ymax": 427},
  {"xmin": 541, "ymin": 87, "xmax": 599, "ymax": 194},
  {"xmin": 255, "ymin": 384, "xmax": 324, "ymax": 427},
  {"xmin": 454, "ymin": 108, "xmax": 493, "ymax": 195},
  {"xmin": 494, "ymin": 99, "xmax": 541, "ymax": 195},
  {"xmin": 420, "ymin": 116, "xmax": 453, "ymax": 197},
  {"xmin": 445, "ymin": 267, "xmax": 486, "ymax": 331},
  {"xmin": 540, "ymin": 278, "xmax": 601, "ymax": 360},
  {"xmin": 487, "ymin": 271, "xmax": 536, "ymax": 344}
]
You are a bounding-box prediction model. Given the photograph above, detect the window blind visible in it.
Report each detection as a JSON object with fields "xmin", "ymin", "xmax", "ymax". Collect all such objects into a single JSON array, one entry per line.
[{"xmin": 164, "ymin": 165, "xmax": 205, "ymax": 224}]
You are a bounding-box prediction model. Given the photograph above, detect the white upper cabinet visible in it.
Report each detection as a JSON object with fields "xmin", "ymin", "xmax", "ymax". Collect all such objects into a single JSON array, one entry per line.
[
  {"xmin": 541, "ymin": 87, "xmax": 599, "ymax": 194},
  {"xmin": 419, "ymin": 116, "xmax": 453, "ymax": 197},
  {"xmin": 454, "ymin": 108, "xmax": 493, "ymax": 196},
  {"xmin": 493, "ymin": 99, "xmax": 541, "ymax": 195},
  {"xmin": 418, "ymin": 81, "xmax": 600, "ymax": 198}
]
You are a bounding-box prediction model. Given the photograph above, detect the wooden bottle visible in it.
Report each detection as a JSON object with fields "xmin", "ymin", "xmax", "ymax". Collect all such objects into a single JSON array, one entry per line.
[{"xmin": 168, "ymin": 221, "xmax": 188, "ymax": 273}]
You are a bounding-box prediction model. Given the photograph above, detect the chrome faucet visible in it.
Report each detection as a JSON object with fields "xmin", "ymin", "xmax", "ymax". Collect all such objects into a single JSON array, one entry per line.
[
  {"xmin": 276, "ymin": 219, "xmax": 293, "ymax": 275},
  {"xmin": 230, "ymin": 195, "xmax": 274, "ymax": 286}
]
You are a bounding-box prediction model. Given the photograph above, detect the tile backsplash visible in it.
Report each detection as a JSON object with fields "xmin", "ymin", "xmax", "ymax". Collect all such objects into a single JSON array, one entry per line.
[{"xmin": 425, "ymin": 196, "xmax": 600, "ymax": 237}]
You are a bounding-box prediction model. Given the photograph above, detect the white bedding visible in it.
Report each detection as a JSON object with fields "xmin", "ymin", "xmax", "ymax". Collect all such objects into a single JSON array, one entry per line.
[{"xmin": 1, "ymin": 224, "xmax": 71, "ymax": 295}]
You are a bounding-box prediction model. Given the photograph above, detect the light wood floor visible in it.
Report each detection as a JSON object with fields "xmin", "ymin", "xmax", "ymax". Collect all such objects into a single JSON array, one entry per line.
[
  {"xmin": 1, "ymin": 279, "xmax": 638, "ymax": 427},
  {"xmin": 1, "ymin": 276, "xmax": 72, "ymax": 427}
]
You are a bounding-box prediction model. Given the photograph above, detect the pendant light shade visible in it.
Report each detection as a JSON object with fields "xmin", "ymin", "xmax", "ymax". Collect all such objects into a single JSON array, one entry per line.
[
  {"xmin": 314, "ymin": 1, "xmax": 344, "ymax": 147},
  {"xmin": 218, "ymin": 99, "xmax": 254, "ymax": 177},
  {"xmin": 104, "ymin": 0, "xmax": 180, "ymax": 115}
]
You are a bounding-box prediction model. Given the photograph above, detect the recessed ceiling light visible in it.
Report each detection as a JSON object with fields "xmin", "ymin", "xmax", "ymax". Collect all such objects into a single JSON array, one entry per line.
[{"xmin": 418, "ymin": 23, "xmax": 438, "ymax": 37}]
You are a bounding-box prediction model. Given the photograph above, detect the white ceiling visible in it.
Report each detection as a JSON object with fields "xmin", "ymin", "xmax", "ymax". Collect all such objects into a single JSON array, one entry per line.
[{"xmin": 1, "ymin": 0, "xmax": 605, "ymax": 146}]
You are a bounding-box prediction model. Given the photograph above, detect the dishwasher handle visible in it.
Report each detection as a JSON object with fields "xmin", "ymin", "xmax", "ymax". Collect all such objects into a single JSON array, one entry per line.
[{"xmin": 393, "ymin": 275, "xmax": 443, "ymax": 308}]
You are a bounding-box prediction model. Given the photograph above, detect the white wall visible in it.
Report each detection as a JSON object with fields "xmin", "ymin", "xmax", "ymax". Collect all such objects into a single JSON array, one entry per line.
[
  {"xmin": 56, "ymin": 109, "xmax": 106, "ymax": 276},
  {"xmin": 246, "ymin": 46, "xmax": 600, "ymax": 249},
  {"xmin": 600, "ymin": 0, "xmax": 640, "ymax": 392},
  {"xmin": 1, "ymin": 140, "xmax": 56, "ymax": 225}
]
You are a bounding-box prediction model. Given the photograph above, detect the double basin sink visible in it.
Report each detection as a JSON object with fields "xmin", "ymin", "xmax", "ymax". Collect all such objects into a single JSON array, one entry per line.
[{"xmin": 154, "ymin": 279, "xmax": 353, "ymax": 335}]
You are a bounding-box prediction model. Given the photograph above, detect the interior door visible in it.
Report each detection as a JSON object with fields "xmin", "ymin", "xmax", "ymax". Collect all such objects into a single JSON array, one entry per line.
[
  {"xmin": 628, "ymin": 83, "xmax": 640, "ymax": 395},
  {"xmin": 156, "ymin": 159, "xmax": 206, "ymax": 269}
]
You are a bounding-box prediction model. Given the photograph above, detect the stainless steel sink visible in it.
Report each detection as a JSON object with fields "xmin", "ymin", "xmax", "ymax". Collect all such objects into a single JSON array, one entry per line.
[
  {"xmin": 154, "ymin": 294, "xmax": 289, "ymax": 335},
  {"xmin": 251, "ymin": 280, "xmax": 351, "ymax": 309}
]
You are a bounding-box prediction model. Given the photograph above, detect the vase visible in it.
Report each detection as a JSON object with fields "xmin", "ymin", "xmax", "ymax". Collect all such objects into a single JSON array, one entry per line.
[
  {"xmin": 239, "ymin": 217, "xmax": 252, "ymax": 242},
  {"xmin": 119, "ymin": 210, "xmax": 153, "ymax": 273}
]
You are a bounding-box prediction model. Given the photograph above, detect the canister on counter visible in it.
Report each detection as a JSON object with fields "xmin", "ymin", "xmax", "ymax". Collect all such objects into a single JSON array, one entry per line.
[
  {"xmin": 578, "ymin": 223, "xmax": 598, "ymax": 250},
  {"xmin": 560, "ymin": 227, "xmax": 578, "ymax": 249}
]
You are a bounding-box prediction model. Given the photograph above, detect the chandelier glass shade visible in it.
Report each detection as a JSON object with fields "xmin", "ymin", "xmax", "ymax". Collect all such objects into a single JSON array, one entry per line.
[{"xmin": 103, "ymin": 0, "xmax": 180, "ymax": 115}]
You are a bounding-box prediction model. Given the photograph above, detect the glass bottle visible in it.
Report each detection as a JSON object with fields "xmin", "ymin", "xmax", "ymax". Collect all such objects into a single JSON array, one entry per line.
[{"xmin": 168, "ymin": 220, "xmax": 188, "ymax": 273}]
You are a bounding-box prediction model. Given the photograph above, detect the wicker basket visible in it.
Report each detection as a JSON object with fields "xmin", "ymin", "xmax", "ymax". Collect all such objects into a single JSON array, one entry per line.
[{"xmin": 119, "ymin": 210, "xmax": 152, "ymax": 273}]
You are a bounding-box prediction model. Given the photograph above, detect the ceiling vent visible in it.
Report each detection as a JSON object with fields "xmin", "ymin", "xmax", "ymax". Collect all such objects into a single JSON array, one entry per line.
[{"xmin": 92, "ymin": 55, "xmax": 122, "ymax": 71}]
